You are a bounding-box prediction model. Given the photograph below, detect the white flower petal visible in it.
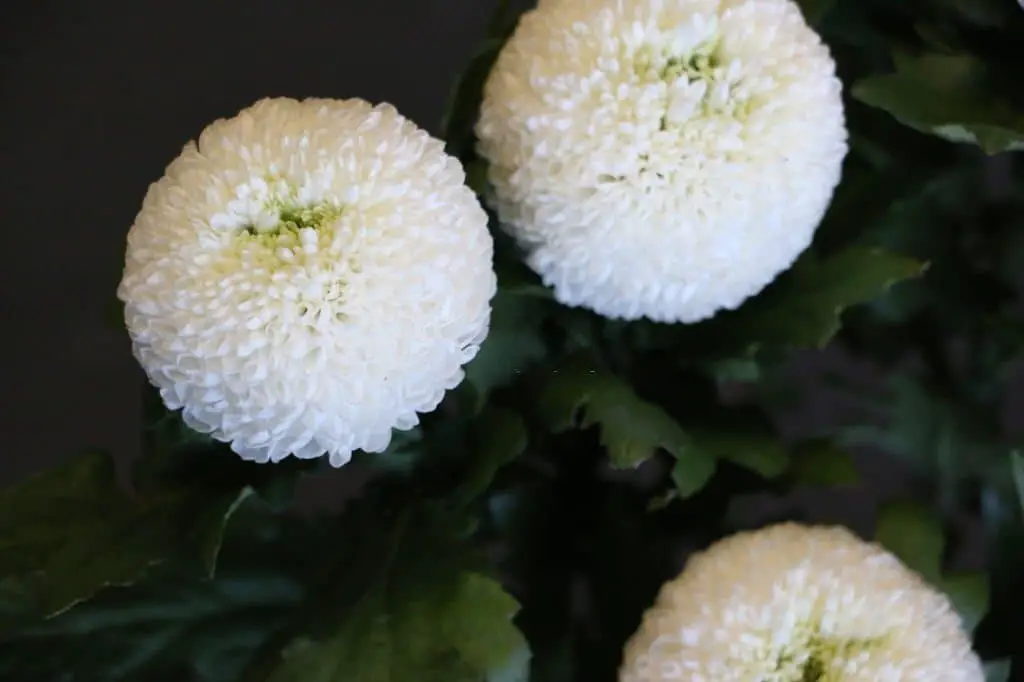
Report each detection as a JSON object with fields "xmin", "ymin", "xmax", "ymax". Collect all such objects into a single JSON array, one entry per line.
[
  {"xmin": 476, "ymin": 0, "xmax": 848, "ymax": 323},
  {"xmin": 118, "ymin": 97, "xmax": 496, "ymax": 465},
  {"xmin": 620, "ymin": 523, "xmax": 984, "ymax": 682}
]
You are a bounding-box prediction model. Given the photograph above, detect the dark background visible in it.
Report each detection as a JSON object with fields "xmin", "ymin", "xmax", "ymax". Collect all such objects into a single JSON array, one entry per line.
[
  {"xmin": 0, "ymin": 0, "xmax": 524, "ymax": 488},
  {"xmin": 0, "ymin": 0, "xmax": 998, "ymax": 558}
]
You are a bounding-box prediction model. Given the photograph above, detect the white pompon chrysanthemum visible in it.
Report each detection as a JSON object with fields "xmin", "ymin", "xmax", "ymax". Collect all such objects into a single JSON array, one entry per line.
[
  {"xmin": 118, "ymin": 98, "xmax": 496, "ymax": 467},
  {"xmin": 620, "ymin": 523, "xmax": 985, "ymax": 682},
  {"xmin": 476, "ymin": 0, "xmax": 848, "ymax": 323}
]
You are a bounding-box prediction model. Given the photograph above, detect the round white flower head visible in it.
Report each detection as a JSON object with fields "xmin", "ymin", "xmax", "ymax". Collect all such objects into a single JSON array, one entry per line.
[
  {"xmin": 620, "ymin": 523, "xmax": 984, "ymax": 682},
  {"xmin": 476, "ymin": 0, "xmax": 848, "ymax": 323},
  {"xmin": 118, "ymin": 97, "xmax": 496, "ymax": 467}
]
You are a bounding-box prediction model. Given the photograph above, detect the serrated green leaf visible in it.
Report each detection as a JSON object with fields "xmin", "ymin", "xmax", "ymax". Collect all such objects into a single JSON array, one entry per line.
[
  {"xmin": 940, "ymin": 572, "xmax": 989, "ymax": 634},
  {"xmin": 465, "ymin": 292, "xmax": 548, "ymax": 410},
  {"xmin": 244, "ymin": 502, "xmax": 527, "ymax": 682},
  {"xmin": 874, "ymin": 500, "xmax": 944, "ymax": 583},
  {"xmin": 790, "ymin": 440, "xmax": 861, "ymax": 487},
  {"xmin": 984, "ymin": 659, "xmax": 1012, "ymax": 682},
  {"xmin": 0, "ymin": 452, "xmax": 252, "ymax": 633},
  {"xmin": 537, "ymin": 358, "xmax": 696, "ymax": 470},
  {"xmin": 693, "ymin": 248, "xmax": 925, "ymax": 357},
  {"xmin": 853, "ymin": 53, "xmax": 1024, "ymax": 154}
]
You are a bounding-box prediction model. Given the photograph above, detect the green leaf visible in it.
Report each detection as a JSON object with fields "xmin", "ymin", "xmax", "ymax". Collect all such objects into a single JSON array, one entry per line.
[
  {"xmin": 537, "ymin": 357, "xmax": 697, "ymax": 471},
  {"xmin": 0, "ymin": 577, "xmax": 298, "ymax": 682},
  {"xmin": 694, "ymin": 248, "xmax": 925, "ymax": 357},
  {"xmin": 853, "ymin": 53, "xmax": 1024, "ymax": 155},
  {"xmin": 243, "ymin": 501, "xmax": 527, "ymax": 682},
  {"xmin": 0, "ymin": 506, "xmax": 319, "ymax": 682},
  {"xmin": 670, "ymin": 453, "xmax": 718, "ymax": 499},
  {"xmin": 263, "ymin": 573, "xmax": 523, "ymax": 682},
  {"xmin": 939, "ymin": 572, "xmax": 989, "ymax": 634},
  {"xmin": 983, "ymin": 659, "xmax": 1012, "ymax": 682},
  {"xmin": 0, "ymin": 452, "xmax": 252, "ymax": 633},
  {"xmin": 464, "ymin": 292, "xmax": 547, "ymax": 410},
  {"xmin": 874, "ymin": 500, "xmax": 944, "ymax": 583},
  {"xmin": 790, "ymin": 440, "xmax": 861, "ymax": 487},
  {"xmin": 690, "ymin": 431, "xmax": 790, "ymax": 479}
]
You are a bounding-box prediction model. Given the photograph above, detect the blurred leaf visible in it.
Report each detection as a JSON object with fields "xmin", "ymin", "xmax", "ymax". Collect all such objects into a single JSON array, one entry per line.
[
  {"xmin": 441, "ymin": 38, "xmax": 504, "ymax": 159},
  {"xmin": 984, "ymin": 659, "xmax": 1012, "ymax": 682},
  {"xmin": 854, "ymin": 53, "xmax": 1024, "ymax": 154},
  {"xmin": 975, "ymin": 499, "xmax": 1024, "ymax": 663},
  {"xmin": 242, "ymin": 499, "xmax": 526, "ymax": 682},
  {"xmin": 707, "ymin": 357, "xmax": 760, "ymax": 384},
  {"xmin": 811, "ymin": 157, "xmax": 939, "ymax": 254},
  {"xmin": 0, "ymin": 505, "xmax": 321, "ymax": 682},
  {"xmin": 465, "ymin": 293, "xmax": 548, "ymax": 410},
  {"xmin": 0, "ymin": 571, "xmax": 299, "ymax": 681},
  {"xmin": 686, "ymin": 430, "xmax": 790, "ymax": 480},
  {"xmin": 454, "ymin": 407, "xmax": 528, "ymax": 505},
  {"xmin": 939, "ymin": 572, "xmax": 989, "ymax": 634},
  {"xmin": 692, "ymin": 248, "xmax": 925, "ymax": 357},
  {"xmin": 935, "ymin": 0, "xmax": 1019, "ymax": 28},
  {"xmin": 465, "ymin": 158, "xmax": 489, "ymax": 196},
  {"xmin": 0, "ymin": 452, "xmax": 251, "ymax": 633},
  {"xmin": 1012, "ymin": 451, "xmax": 1024, "ymax": 520},
  {"xmin": 790, "ymin": 440, "xmax": 861, "ymax": 487},
  {"xmin": 537, "ymin": 357, "xmax": 699, "ymax": 471},
  {"xmin": 485, "ymin": 485, "xmax": 577, "ymax": 682},
  {"xmin": 257, "ymin": 573, "xmax": 523, "ymax": 682},
  {"xmin": 795, "ymin": 0, "xmax": 836, "ymax": 25},
  {"xmin": 874, "ymin": 500, "xmax": 944, "ymax": 582},
  {"xmin": 670, "ymin": 455, "xmax": 717, "ymax": 499},
  {"xmin": 136, "ymin": 384, "xmax": 318, "ymax": 507},
  {"xmin": 440, "ymin": 0, "xmax": 518, "ymax": 159},
  {"xmin": 372, "ymin": 428, "xmax": 426, "ymax": 474},
  {"xmin": 840, "ymin": 374, "xmax": 1006, "ymax": 503}
]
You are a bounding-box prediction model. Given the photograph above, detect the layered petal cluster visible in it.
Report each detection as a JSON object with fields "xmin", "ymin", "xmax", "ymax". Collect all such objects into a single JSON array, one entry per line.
[
  {"xmin": 620, "ymin": 523, "xmax": 984, "ymax": 681},
  {"xmin": 118, "ymin": 97, "xmax": 495, "ymax": 466},
  {"xmin": 476, "ymin": 0, "xmax": 848, "ymax": 322}
]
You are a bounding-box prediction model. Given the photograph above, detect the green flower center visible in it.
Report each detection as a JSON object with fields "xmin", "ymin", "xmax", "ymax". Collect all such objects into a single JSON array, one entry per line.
[
  {"xmin": 659, "ymin": 43, "xmax": 721, "ymax": 83},
  {"xmin": 243, "ymin": 202, "xmax": 343, "ymax": 239},
  {"xmin": 762, "ymin": 623, "xmax": 889, "ymax": 682},
  {"xmin": 237, "ymin": 177, "xmax": 344, "ymax": 258}
]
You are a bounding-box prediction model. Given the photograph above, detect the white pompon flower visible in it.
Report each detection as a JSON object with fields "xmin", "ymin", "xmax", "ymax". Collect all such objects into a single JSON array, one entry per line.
[
  {"xmin": 476, "ymin": 0, "xmax": 848, "ymax": 323},
  {"xmin": 118, "ymin": 98, "xmax": 496, "ymax": 467},
  {"xmin": 620, "ymin": 523, "xmax": 985, "ymax": 682}
]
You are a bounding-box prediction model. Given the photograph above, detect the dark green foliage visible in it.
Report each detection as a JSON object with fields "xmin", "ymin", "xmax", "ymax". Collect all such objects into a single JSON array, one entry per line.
[{"xmin": 3, "ymin": 0, "xmax": 1024, "ymax": 680}]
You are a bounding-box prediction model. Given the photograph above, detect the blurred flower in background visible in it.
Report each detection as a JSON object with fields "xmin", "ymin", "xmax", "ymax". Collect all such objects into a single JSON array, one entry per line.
[{"xmin": 620, "ymin": 523, "xmax": 983, "ymax": 682}]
